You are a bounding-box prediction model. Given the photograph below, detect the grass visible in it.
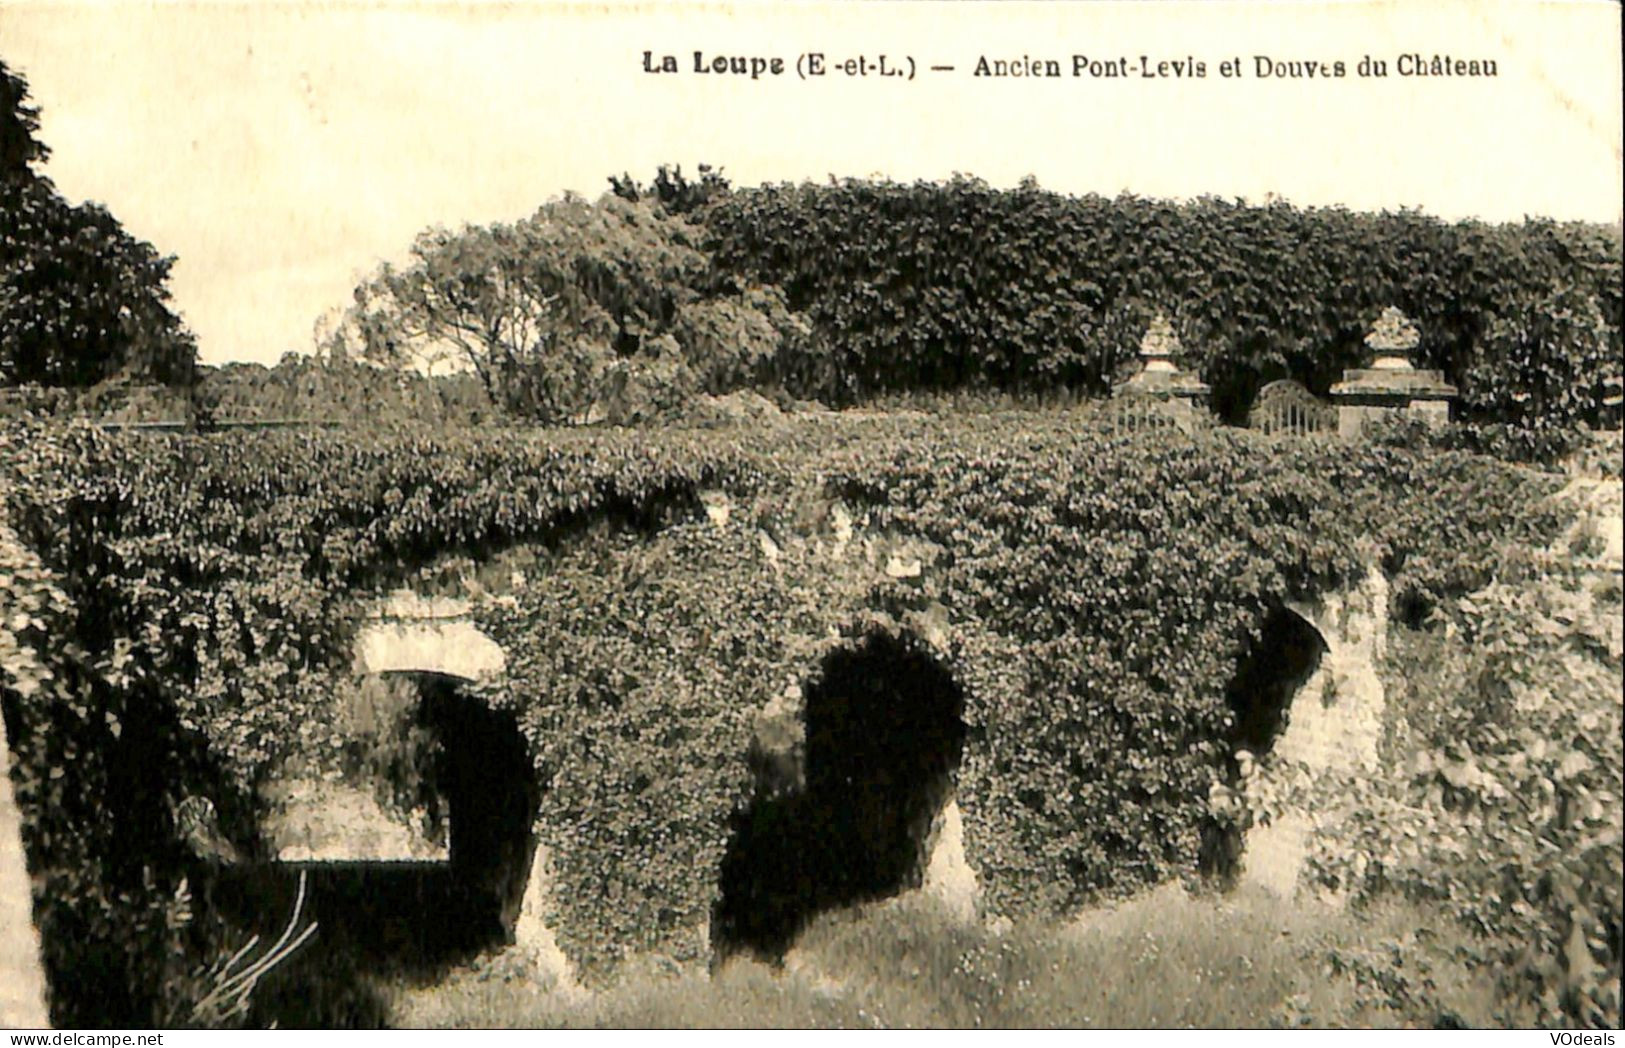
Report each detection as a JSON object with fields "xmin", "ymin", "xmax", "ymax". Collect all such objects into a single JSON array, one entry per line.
[{"xmin": 383, "ymin": 882, "xmax": 1510, "ymax": 1029}]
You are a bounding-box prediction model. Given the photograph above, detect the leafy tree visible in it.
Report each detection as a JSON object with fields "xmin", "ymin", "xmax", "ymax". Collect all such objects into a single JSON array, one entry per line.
[
  {"xmin": 339, "ymin": 192, "xmax": 803, "ymax": 423},
  {"xmin": 608, "ymin": 162, "xmax": 732, "ymax": 216},
  {"xmin": 2, "ymin": 60, "xmax": 49, "ymax": 176},
  {"xmin": 0, "ymin": 58, "xmax": 196, "ymax": 389}
]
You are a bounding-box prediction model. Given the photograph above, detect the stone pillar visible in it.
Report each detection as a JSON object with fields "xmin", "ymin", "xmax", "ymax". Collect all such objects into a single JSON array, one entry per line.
[
  {"xmin": 1111, "ymin": 313, "xmax": 1211, "ymax": 419},
  {"xmin": 1330, "ymin": 306, "xmax": 1458, "ymax": 437},
  {"xmin": 919, "ymin": 797, "xmax": 979, "ymax": 923},
  {"xmin": 512, "ymin": 841, "xmax": 582, "ymax": 996}
]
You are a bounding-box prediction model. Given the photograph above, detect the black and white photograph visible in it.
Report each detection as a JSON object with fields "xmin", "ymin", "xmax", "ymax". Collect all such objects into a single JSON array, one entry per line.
[{"xmin": 0, "ymin": 0, "xmax": 1620, "ymax": 1032}]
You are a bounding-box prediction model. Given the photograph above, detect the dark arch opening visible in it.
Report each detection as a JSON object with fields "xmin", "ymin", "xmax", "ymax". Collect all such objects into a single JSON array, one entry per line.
[
  {"xmin": 1201, "ymin": 605, "xmax": 1328, "ymax": 881},
  {"xmin": 417, "ymin": 674, "xmax": 542, "ymax": 946},
  {"xmin": 213, "ymin": 673, "xmax": 540, "ymax": 991},
  {"xmin": 1209, "ymin": 360, "xmax": 1267, "ymax": 427},
  {"xmin": 712, "ymin": 632, "xmax": 967, "ymax": 963}
]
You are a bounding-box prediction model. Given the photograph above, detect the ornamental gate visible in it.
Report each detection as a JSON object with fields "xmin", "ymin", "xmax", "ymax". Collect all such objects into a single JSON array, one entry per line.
[
  {"xmin": 1098, "ymin": 394, "xmax": 1211, "ymax": 437},
  {"xmin": 1248, "ymin": 380, "xmax": 1338, "ymax": 436}
]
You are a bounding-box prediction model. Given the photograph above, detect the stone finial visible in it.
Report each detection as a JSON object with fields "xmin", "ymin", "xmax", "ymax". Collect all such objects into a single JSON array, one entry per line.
[
  {"xmin": 1364, "ymin": 306, "xmax": 1421, "ymax": 370},
  {"xmin": 1332, "ymin": 305, "xmax": 1456, "ymax": 435},
  {"xmin": 1139, "ymin": 313, "xmax": 1182, "ymax": 373},
  {"xmin": 1111, "ymin": 312, "xmax": 1209, "ymax": 412}
]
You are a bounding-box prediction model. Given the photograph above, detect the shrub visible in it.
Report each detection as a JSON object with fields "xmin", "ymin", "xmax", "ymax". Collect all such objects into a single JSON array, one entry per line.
[{"xmin": 0, "ymin": 515, "xmax": 211, "ymax": 1026}]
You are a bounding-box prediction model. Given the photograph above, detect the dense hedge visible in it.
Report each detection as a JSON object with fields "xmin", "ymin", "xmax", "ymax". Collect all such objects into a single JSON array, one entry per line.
[
  {"xmin": 698, "ymin": 178, "xmax": 1623, "ymax": 428},
  {"xmin": 0, "ymin": 414, "xmax": 1585, "ymax": 1015},
  {"xmin": 0, "ymin": 357, "xmax": 497, "ymax": 429},
  {"xmin": 193, "ymin": 356, "xmax": 495, "ymax": 428}
]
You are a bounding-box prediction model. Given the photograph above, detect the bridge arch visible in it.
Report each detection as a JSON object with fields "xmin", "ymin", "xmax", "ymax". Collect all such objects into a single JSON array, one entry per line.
[
  {"xmin": 353, "ymin": 590, "xmax": 506, "ymax": 682},
  {"xmin": 238, "ymin": 590, "xmax": 537, "ymax": 963},
  {"xmin": 713, "ymin": 629, "xmax": 968, "ymax": 961}
]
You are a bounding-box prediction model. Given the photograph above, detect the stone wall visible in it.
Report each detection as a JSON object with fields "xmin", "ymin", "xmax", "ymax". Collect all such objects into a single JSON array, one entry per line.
[
  {"xmin": 261, "ymin": 778, "xmax": 446, "ymax": 862},
  {"xmin": 0, "ymin": 713, "xmax": 50, "ymax": 1028},
  {"xmin": 0, "ymin": 523, "xmax": 53, "ymax": 1028}
]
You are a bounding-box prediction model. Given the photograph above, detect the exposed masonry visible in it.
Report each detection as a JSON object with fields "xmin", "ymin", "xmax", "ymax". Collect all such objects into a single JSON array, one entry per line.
[
  {"xmin": 353, "ymin": 589, "xmax": 507, "ymax": 681},
  {"xmin": 0, "ymin": 525, "xmax": 55, "ymax": 1028},
  {"xmin": 1242, "ymin": 570, "xmax": 1390, "ymax": 899},
  {"xmin": 0, "ymin": 711, "xmax": 51, "ymax": 1028}
]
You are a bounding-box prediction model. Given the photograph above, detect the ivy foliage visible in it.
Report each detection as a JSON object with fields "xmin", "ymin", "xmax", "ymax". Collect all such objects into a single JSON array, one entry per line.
[{"xmin": 0, "ymin": 412, "xmax": 1592, "ymax": 1015}]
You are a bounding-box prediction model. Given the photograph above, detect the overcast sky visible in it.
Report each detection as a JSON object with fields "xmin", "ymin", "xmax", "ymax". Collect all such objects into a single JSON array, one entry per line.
[{"xmin": 2, "ymin": 0, "xmax": 1620, "ymax": 366}]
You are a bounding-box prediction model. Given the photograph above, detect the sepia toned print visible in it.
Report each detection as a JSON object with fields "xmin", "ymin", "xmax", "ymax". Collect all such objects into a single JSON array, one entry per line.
[{"xmin": 0, "ymin": 0, "xmax": 1621, "ymax": 1032}]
